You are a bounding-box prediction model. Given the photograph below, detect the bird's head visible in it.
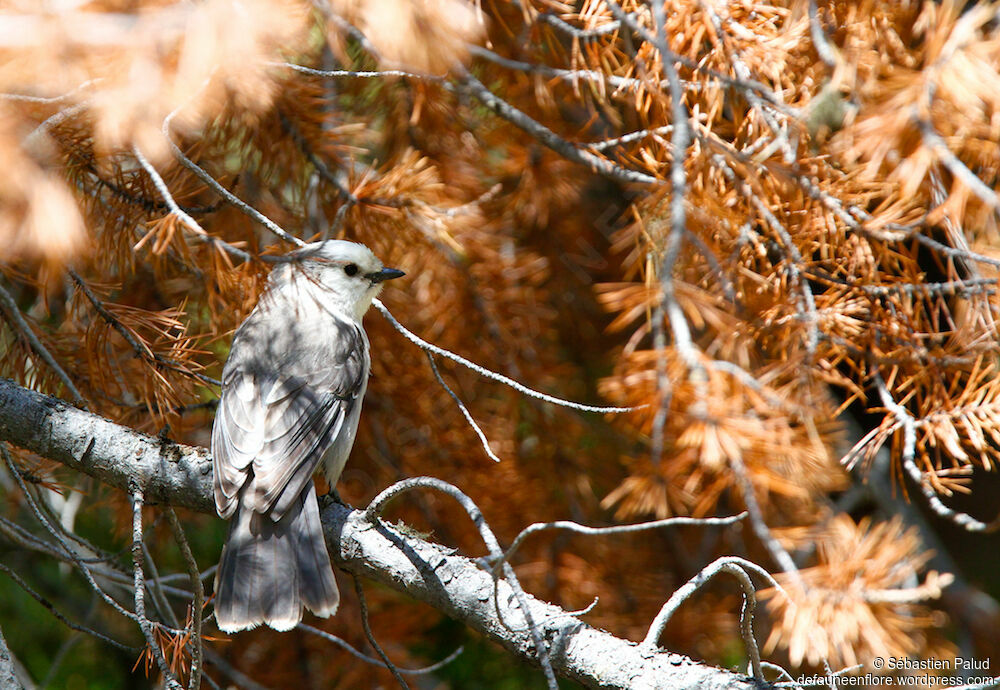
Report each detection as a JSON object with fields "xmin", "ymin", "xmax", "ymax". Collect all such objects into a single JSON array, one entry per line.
[{"xmin": 276, "ymin": 240, "xmax": 405, "ymax": 320}]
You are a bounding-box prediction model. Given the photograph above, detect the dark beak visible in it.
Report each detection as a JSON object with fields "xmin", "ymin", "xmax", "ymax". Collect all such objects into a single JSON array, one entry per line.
[{"xmin": 366, "ymin": 267, "xmax": 405, "ymax": 283}]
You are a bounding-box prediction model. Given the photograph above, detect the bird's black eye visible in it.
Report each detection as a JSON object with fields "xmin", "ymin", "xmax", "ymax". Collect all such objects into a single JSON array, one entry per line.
[{"xmin": 344, "ymin": 263, "xmax": 359, "ymax": 277}]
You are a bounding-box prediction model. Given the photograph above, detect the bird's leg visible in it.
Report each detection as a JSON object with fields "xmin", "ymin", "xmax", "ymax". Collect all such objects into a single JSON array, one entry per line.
[{"xmin": 325, "ymin": 485, "xmax": 345, "ymax": 505}]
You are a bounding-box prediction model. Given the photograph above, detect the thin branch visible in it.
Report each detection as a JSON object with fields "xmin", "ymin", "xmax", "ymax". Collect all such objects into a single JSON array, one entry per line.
[
  {"xmin": 498, "ymin": 513, "xmax": 747, "ymax": 569},
  {"xmin": 0, "ymin": 562, "xmax": 137, "ymax": 652},
  {"xmin": 364, "ymin": 476, "xmax": 558, "ymax": 690},
  {"xmin": 807, "ymin": 0, "xmax": 838, "ymax": 68},
  {"xmin": 23, "ymin": 101, "xmax": 89, "ymax": 150},
  {"xmin": 130, "ymin": 481, "xmax": 183, "ymax": 690},
  {"xmin": 276, "ymin": 61, "xmax": 447, "ymax": 84},
  {"xmin": 641, "ymin": 557, "xmax": 775, "ymax": 680},
  {"xmin": 456, "ymin": 69, "xmax": 660, "ymax": 186},
  {"xmin": 715, "ymin": 155, "xmax": 820, "ymax": 357},
  {"xmin": 142, "ymin": 539, "xmax": 179, "ymax": 628},
  {"xmin": 68, "ymin": 269, "xmax": 221, "ymax": 388},
  {"xmin": 166, "ymin": 507, "xmax": 203, "ymax": 690},
  {"xmin": 297, "ymin": 624, "xmax": 464, "ymax": 675},
  {"xmin": 2, "ymin": 444, "xmax": 145, "ymax": 625},
  {"xmin": 872, "ymin": 371, "xmax": 1000, "ymax": 532},
  {"xmin": 729, "ymin": 453, "xmax": 804, "ymax": 587},
  {"xmin": 351, "ymin": 575, "xmax": 410, "ymax": 690},
  {"xmin": 373, "ymin": 299, "xmax": 638, "ymax": 414},
  {"xmin": 468, "ymin": 45, "xmax": 699, "ymax": 94},
  {"xmin": 131, "ymin": 147, "xmax": 251, "ymax": 265},
  {"xmin": 0, "ymin": 279, "xmax": 87, "ymax": 407},
  {"xmin": 202, "ymin": 648, "xmax": 273, "ymax": 690},
  {"xmin": 586, "ymin": 125, "xmax": 674, "ymax": 152},
  {"xmin": 163, "ymin": 103, "xmax": 306, "ymax": 249},
  {"xmin": 918, "ymin": 116, "xmax": 1000, "ymax": 216},
  {"xmin": 535, "ymin": 11, "xmax": 623, "ymax": 39},
  {"xmin": 425, "ymin": 353, "xmax": 500, "ymax": 463}
]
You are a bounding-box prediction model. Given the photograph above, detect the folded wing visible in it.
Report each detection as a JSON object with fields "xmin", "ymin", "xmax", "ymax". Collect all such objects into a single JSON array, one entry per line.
[{"xmin": 212, "ymin": 312, "xmax": 367, "ymax": 520}]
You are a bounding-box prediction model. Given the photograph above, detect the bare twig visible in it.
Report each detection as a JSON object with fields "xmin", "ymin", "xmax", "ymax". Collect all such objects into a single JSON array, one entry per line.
[
  {"xmin": 364, "ymin": 476, "xmax": 558, "ymax": 690},
  {"xmin": 456, "ymin": 69, "xmax": 660, "ymax": 186},
  {"xmin": 728, "ymin": 454, "xmax": 804, "ymax": 587},
  {"xmin": 298, "ymin": 624, "xmax": 464, "ymax": 675},
  {"xmin": 807, "ymin": 0, "xmax": 838, "ymax": 68},
  {"xmin": 498, "ymin": 513, "xmax": 747, "ymax": 569},
  {"xmin": 129, "ymin": 481, "xmax": 183, "ymax": 690},
  {"xmin": 165, "ymin": 507, "xmax": 203, "ymax": 690},
  {"xmin": 641, "ymin": 556, "xmax": 775, "ymax": 680},
  {"xmin": 373, "ymin": 299, "xmax": 637, "ymax": 414},
  {"xmin": 426, "ymin": 352, "xmax": 500, "ymax": 463},
  {"xmin": 163, "ymin": 103, "xmax": 306, "ymax": 249},
  {"xmin": 468, "ymin": 45, "xmax": 698, "ymax": 95},
  {"xmin": 276, "ymin": 62, "xmax": 446, "ymax": 84},
  {"xmin": 68, "ymin": 268, "xmax": 221, "ymax": 388},
  {"xmin": 918, "ymin": 116, "xmax": 1000, "ymax": 216},
  {"xmin": 351, "ymin": 574, "xmax": 410, "ymax": 690},
  {"xmin": 872, "ymin": 371, "xmax": 1000, "ymax": 532},
  {"xmin": 132, "ymin": 146, "xmax": 251, "ymax": 265},
  {"xmin": 0, "ymin": 562, "xmax": 137, "ymax": 652},
  {"xmin": 23, "ymin": 101, "xmax": 89, "ymax": 150},
  {"xmin": 2, "ymin": 444, "xmax": 147, "ymax": 626},
  {"xmin": 0, "ymin": 279, "xmax": 87, "ymax": 407}
]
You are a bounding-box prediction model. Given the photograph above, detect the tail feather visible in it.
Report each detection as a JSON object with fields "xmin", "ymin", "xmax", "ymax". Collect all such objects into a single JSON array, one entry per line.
[{"xmin": 215, "ymin": 485, "xmax": 339, "ymax": 633}]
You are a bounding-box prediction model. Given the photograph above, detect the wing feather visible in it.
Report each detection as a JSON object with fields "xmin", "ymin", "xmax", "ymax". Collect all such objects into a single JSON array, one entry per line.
[{"xmin": 211, "ymin": 309, "xmax": 368, "ymax": 521}]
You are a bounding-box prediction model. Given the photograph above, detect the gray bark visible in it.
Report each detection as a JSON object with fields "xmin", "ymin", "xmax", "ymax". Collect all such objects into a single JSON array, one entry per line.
[
  {"xmin": 0, "ymin": 626, "xmax": 26, "ymax": 690},
  {"xmin": 0, "ymin": 378, "xmax": 760, "ymax": 689}
]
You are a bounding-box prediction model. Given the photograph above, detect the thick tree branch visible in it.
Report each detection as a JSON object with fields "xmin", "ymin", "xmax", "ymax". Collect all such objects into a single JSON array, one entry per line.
[
  {"xmin": 0, "ymin": 378, "xmax": 759, "ymax": 689},
  {"xmin": 0, "ymin": 625, "xmax": 26, "ymax": 690}
]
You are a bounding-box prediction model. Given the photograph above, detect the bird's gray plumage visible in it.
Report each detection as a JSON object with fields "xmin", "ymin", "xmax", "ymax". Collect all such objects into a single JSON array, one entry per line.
[{"xmin": 212, "ymin": 240, "xmax": 402, "ymax": 633}]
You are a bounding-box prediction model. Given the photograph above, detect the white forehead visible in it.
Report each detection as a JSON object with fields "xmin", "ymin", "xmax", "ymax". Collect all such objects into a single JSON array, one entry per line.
[{"xmin": 297, "ymin": 240, "xmax": 381, "ymax": 267}]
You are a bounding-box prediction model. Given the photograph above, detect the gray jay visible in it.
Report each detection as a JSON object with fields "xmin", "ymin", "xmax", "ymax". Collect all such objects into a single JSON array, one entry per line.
[{"xmin": 212, "ymin": 240, "xmax": 404, "ymax": 632}]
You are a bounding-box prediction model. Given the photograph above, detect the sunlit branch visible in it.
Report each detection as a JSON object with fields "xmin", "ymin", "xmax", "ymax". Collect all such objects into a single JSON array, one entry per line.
[
  {"xmin": 425, "ymin": 352, "xmax": 500, "ymax": 463},
  {"xmin": 165, "ymin": 507, "xmax": 204, "ymax": 690},
  {"xmin": 497, "ymin": 512, "xmax": 747, "ymax": 569},
  {"xmin": 276, "ymin": 62, "xmax": 446, "ymax": 83},
  {"xmin": 163, "ymin": 104, "xmax": 306, "ymax": 250},
  {"xmin": 132, "ymin": 146, "xmax": 251, "ymax": 265},
  {"xmin": 918, "ymin": 116, "xmax": 1000, "ymax": 216},
  {"xmin": 807, "ymin": 0, "xmax": 838, "ymax": 68},
  {"xmin": 872, "ymin": 370, "xmax": 1000, "ymax": 532},
  {"xmin": 456, "ymin": 69, "xmax": 660, "ymax": 186},
  {"xmin": 373, "ymin": 299, "xmax": 638, "ymax": 414},
  {"xmin": 23, "ymin": 101, "xmax": 89, "ymax": 150},
  {"xmin": 468, "ymin": 45, "xmax": 699, "ymax": 94},
  {"xmin": 130, "ymin": 482, "xmax": 184, "ymax": 690},
  {"xmin": 363, "ymin": 476, "xmax": 558, "ymax": 690},
  {"xmin": 641, "ymin": 556, "xmax": 778, "ymax": 680}
]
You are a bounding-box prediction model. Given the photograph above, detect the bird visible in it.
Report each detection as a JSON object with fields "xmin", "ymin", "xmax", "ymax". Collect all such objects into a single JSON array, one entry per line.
[{"xmin": 211, "ymin": 239, "xmax": 404, "ymax": 633}]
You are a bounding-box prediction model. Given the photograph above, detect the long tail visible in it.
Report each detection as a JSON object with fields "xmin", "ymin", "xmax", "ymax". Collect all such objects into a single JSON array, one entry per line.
[{"xmin": 214, "ymin": 485, "xmax": 339, "ymax": 633}]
